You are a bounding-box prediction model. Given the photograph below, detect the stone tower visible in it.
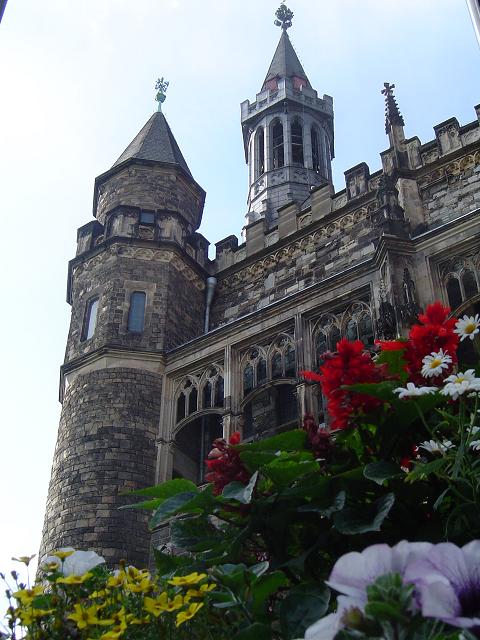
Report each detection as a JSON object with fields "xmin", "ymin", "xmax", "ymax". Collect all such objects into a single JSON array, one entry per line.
[
  {"xmin": 40, "ymin": 103, "xmax": 209, "ymax": 567},
  {"xmin": 241, "ymin": 16, "xmax": 334, "ymax": 227}
]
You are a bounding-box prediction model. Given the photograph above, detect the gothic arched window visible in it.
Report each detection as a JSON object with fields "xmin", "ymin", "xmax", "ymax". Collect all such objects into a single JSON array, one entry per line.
[
  {"xmin": 243, "ymin": 364, "xmax": 254, "ymax": 397},
  {"xmin": 256, "ymin": 127, "xmax": 265, "ymax": 177},
  {"xmin": 272, "ymin": 120, "xmax": 284, "ymax": 169},
  {"xmin": 447, "ymin": 277, "xmax": 463, "ymax": 310},
  {"xmin": 256, "ymin": 358, "xmax": 267, "ymax": 385},
  {"xmin": 214, "ymin": 376, "xmax": 224, "ymax": 408},
  {"xmin": 284, "ymin": 344, "xmax": 296, "ymax": 377},
  {"xmin": 272, "ymin": 352, "xmax": 282, "ymax": 379},
  {"xmin": 359, "ymin": 314, "xmax": 375, "ymax": 348},
  {"xmin": 127, "ymin": 291, "xmax": 146, "ymax": 333},
  {"xmin": 82, "ymin": 297, "xmax": 99, "ymax": 341},
  {"xmin": 176, "ymin": 394, "xmax": 186, "ymax": 423},
  {"xmin": 311, "ymin": 126, "xmax": 322, "ymax": 173},
  {"xmin": 329, "ymin": 326, "xmax": 341, "ymax": 351},
  {"xmin": 188, "ymin": 388, "xmax": 198, "ymax": 415},
  {"xmin": 463, "ymin": 269, "xmax": 479, "ymax": 299},
  {"xmin": 203, "ymin": 380, "xmax": 212, "ymax": 409},
  {"xmin": 291, "ymin": 120, "xmax": 304, "ymax": 166}
]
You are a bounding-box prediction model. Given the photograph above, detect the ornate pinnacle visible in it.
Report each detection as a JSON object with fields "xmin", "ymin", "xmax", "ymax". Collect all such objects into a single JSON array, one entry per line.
[
  {"xmin": 155, "ymin": 77, "xmax": 169, "ymax": 112},
  {"xmin": 381, "ymin": 82, "xmax": 405, "ymax": 134},
  {"xmin": 274, "ymin": 3, "xmax": 293, "ymax": 31}
]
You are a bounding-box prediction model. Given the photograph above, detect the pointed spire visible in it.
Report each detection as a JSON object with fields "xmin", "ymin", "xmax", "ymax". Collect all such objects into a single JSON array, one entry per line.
[
  {"xmin": 381, "ymin": 82, "xmax": 405, "ymax": 134},
  {"xmin": 262, "ymin": 30, "xmax": 310, "ymax": 90},
  {"xmin": 112, "ymin": 111, "xmax": 192, "ymax": 176}
]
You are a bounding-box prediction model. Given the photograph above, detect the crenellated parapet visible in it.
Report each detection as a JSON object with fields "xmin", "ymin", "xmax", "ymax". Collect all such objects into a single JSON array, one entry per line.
[{"xmin": 211, "ymin": 103, "xmax": 480, "ymax": 328}]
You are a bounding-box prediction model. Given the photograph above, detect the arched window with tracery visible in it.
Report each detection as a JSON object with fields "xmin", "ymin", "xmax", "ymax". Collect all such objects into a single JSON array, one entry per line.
[
  {"xmin": 442, "ymin": 257, "xmax": 480, "ymax": 312},
  {"xmin": 291, "ymin": 120, "xmax": 304, "ymax": 166},
  {"xmin": 200, "ymin": 366, "xmax": 224, "ymax": 410},
  {"xmin": 341, "ymin": 303, "xmax": 375, "ymax": 349},
  {"xmin": 255, "ymin": 127, "xmax": 265, "ymax": 177},
  {"xmin": 311, "ymin": 126, "xmax": 322, "ymax": 173},
  {"xmin": 176, "ymin": 379, "xmax": 199, "ymax": 423},
  {"xmin": 272, "ymin": 120, "xmax": 284, "ymax": 169}
]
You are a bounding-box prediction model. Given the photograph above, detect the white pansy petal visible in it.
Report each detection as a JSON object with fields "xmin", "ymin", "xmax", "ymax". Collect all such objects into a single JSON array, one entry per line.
[
  {"xmin": 62, "ymin": 550, "xmax": 105, "ymax": 576},
  {"xmin": 305, "ymin": 613, "xmax": 342, "ymax": 640},
  {"xmin": 327, "ymin": 545, "xmax": 393, "ymax": 598},
  {"xmin": 419, "ymin": 580, "xmax": 460, "ymax": 619},
  {"xmin": 391, "ymin": 541, "xmax": 432, "ymax": 575}
]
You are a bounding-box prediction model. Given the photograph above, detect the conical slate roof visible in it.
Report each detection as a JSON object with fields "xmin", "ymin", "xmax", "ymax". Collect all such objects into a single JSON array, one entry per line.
[
  {"xmin": 113, "ymin": 111, "xmax": 192, "ymax": 177},
  {"xmin": 262, "ymin": 30, "xmax": 310, "ymax": 89}
]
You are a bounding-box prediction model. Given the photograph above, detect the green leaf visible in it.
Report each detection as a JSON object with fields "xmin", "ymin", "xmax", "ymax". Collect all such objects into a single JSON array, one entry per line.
[
  {"xmin": 263, "ymin": 457, "xmax": 319, "ymax": 490},
  {"xmin": 240, "ymin": 451, "xmax": 278, "ymax": 472},
  {"xmin": 119, "ymin": 498, "xmax": 165, "ymax": 511},
  {"xmin": 251, "ymin": 571, "xmax": 288, "ymax": 619},
  {"xmin": 346, "ymin": 381, "xmax": 398, "ymax": 402},
  {"xmin": 169, "ymin": 514, "xmax": 221, "ymax": 552},
  {"xmin": 149, "ymin": 489, "xmax": 214, "ymax": 529},
  {"xmin": 153, "ymin": 548, "xmax": 189, "ymax": 575},
  {"xmin": 279, "ymin": 583, "xmax": 330, "ymax": 639},
  {"xmin": 214, "ymin": 563, "xmax": 249, "ymax": 590},
  {"xmin": 298, "ymin": 490, "xmax": 346, "ymax": 517},
  {"xmin": 236, "ymin": 429, "xmax": 306, "ymax": 453},
  {"xmin": 363, "ymin": 461, "xmax": 403, "ymax": 486},
  {"xmin": 375, "ymin": 346, "xmax": 408, "ymax": 380},
  {"xmin": 234, "ymin": 623, "xmax": 272, "ymax": 640},
  {"xmin": 122, "ymin": 478, "xmax": 198, "ymax": 499},
  {"xmin": 333, "ymin": 493, "xmax": 395, "ymax": 535},
  {"xmin": 222, "ymin": 471, "xmax": 258, "ymax": 504},
  {"xmin": 406, "ymin": 457, "xmax": 450, "ymax": 482}
]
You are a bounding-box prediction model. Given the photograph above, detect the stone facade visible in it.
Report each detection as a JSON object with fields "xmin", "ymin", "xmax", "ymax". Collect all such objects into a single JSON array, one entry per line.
[
  {"xmin": 40, "ymin": 368, "xmax": 162, "ymax": 567},
  {"xmin": 40, "ymin": 26, "xmax": 480, "ymax": 567}
]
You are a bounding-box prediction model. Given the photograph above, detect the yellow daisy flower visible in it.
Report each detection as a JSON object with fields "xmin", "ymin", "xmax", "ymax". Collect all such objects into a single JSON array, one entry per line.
[
  {"xmin": 176, "ymin": 602, "xmax": 204, "ymax": 627},
  {"xmin": 56, "ymin": 572, "xmax": 93, "ymax": 585},
  {"xmin": 168, "ymin": 572, "xmax": 207, "ymax": 586}
]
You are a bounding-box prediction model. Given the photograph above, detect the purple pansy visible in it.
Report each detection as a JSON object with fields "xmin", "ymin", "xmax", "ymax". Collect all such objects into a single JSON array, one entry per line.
[
  {"xmin": 404, "ymin": 541, "xmax": 480, "ymax": 630},
  {"xmin": 305, "ymin": 541, "xmax": 431, "ymax": 640}
]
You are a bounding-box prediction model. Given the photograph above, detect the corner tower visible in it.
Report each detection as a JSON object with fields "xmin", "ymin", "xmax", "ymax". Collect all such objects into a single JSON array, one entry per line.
[
  {"xmin": 40, "ymin": 85, "xmax": 209, "ymax": 567},
  {"xmin": 241, "ymin": 4, "xmax": 334, "ymax": 227}
]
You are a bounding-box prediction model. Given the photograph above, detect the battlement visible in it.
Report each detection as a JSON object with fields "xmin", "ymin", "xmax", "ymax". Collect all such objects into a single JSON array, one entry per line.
[
  {"xmin": 241, "ymin": 77, "xmax": 333, "ymax": 126},
  {"xmin": 215, "ymin": 103, "xmax": 480, "ymax": 273}
]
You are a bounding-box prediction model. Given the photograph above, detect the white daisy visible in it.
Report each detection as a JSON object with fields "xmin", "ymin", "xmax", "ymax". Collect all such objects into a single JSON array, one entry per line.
[
  {"xmin": 454, "ymin": 314, "xmax": 480, "ymax": 342},
  {"xmin": 441, "ymin": 370, "xmax": 480, "ymax": 400},
  {"xmin": 419, "ymin": 439, "xmax": 454, "ymax": 455},
  {"xmin": 393, "ymin": 383, "xmax": 438, "ymax": 399},
  {"xmin": 470, "ymin": 440, "xmax": 480, "ymax": 451},
  {"xmin": 421, "ymin": 349, "xmax": 452, "ymax": 379}
]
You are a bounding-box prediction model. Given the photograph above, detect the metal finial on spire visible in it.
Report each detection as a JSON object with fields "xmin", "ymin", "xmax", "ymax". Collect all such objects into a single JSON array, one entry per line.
[
  {"xmin": 381, "ymin": 82, "xmax": 405, "ymax": 134},
  {"xmin": 274, "ymin": 3, "xmax": 294, "ymax": 31},
  {"xmin": 155, "ymin": 77, "xmax": 169, "ymax": 112}
]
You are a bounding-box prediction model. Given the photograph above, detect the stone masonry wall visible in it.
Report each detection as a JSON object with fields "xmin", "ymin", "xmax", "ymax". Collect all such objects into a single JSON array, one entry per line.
[
  {"xmin": 95, "ymin": 164, "xmax": 203, "ymax": 230},
  {"xmin": 211, "ymin": 204, "xmax": 377, "ymax": 328},
  {"xmin": 40, "ymin": 368, "xmax": 162, "ymax": 567},
  {"xmin": 65, "ymin": 244, "xmax": 205, "ymax": 362},
  {"xmin": 418, "ymin": 151, "xmax": 480, "ymax": 229}
]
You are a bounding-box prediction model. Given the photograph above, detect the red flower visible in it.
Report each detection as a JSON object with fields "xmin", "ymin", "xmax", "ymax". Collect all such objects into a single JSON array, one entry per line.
[
  {"xmin": 303, "ymin": 413, "xmax": 332, "ymax": 460},
  {"xmin": 375, "ymin": 340, "xmax": 406, "ymax": 351},
  {"xmin": 404, "ymin": 302, "xmax": 458, "ymax": 383},
  {"xmin": 205, "ymin": 432, "xmax": 251, "ymax": 495},
  {"xmin": 318, "ymin": 338, "xmax": 384, "ymax": 430},
  {"xmin": 300, "ymin": 370, "xmax": 323, "ymax": 382}
]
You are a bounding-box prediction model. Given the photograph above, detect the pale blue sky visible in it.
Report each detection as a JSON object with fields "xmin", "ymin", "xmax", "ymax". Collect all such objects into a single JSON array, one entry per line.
[{"xmin": 0, "ymin": 0, "xmax": 478, "ymax": 602}]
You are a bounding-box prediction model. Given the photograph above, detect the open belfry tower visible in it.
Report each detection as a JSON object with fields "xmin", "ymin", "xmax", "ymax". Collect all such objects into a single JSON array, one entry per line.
[{"xmin": 41, "ymin": 4, "xmax": 480, "ymax": 566}]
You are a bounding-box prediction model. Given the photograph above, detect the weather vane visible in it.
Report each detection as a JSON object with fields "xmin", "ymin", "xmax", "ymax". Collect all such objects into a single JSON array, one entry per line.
[
  {"xmin": 274, "ymin": 3, "xmax": 293, "ymax": 31},
  {"xmin": 155, "ymin": 77, "xmax": 169, "ymax": 112}
]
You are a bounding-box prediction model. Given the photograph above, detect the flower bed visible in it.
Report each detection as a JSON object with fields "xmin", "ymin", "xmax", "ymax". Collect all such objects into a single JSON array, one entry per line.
[{"xmin": 3, "ymin": 304, "xmax": 480, "ymax": 639}]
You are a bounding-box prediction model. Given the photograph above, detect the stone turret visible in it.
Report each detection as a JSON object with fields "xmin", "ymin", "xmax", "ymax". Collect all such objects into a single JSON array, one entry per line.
[
  {"xmin": 40, "ymin": 97, "xmax": 209, "ymax": 567},
  {"xmin": 241, "ymin": 5, "xmax": 334, "ymax": 228}
]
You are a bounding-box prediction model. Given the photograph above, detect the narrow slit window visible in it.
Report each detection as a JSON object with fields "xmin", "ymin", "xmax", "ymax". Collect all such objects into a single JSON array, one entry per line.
[
  {"xmin": 272, "ymin": 121, "xmax": 284, "ymax": 169},
  {"xmin": 128, "ymin": 291, "xmax": 146, "ymax": 333},
  {"xmin": 256, "ymin": 127, "xmax": 265, "ymax": 177},
  {"xmin": 311, "ymin": 127, "xmax": 321, "ymax": 172},
  {"xmin": 291, "ymin": 121, "xmax": 304, "ymax": 166},
  {"xmin": 83, "ymin": 297, "xmax": 99, "ymax": 341}
]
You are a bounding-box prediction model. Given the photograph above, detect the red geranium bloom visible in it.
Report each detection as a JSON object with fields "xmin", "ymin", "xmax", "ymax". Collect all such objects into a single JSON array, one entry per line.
[
  {"xmin": 205, "ymin": 432, "xmax": 251, "ymax": 495},
  {"xmin": 404, "ymin": 302, "xmax": 458, "ymax": 383},
  {"xmin": 375, "ymin": 340, "xmax": 407, "ymax": 351}
]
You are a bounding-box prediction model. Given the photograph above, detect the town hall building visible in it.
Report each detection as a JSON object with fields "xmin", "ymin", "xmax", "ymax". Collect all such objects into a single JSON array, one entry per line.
[{"xmin": 40, "ymin": 6, "xmax": 480, "ymax": 567}]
